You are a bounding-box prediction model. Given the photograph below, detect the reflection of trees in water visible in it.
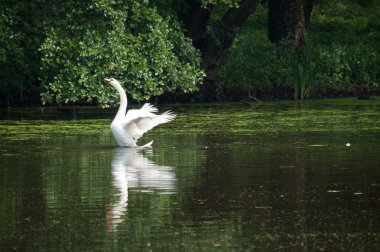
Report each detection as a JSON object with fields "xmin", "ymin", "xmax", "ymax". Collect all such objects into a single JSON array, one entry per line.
[
  {"xmin": 181, "ymin": 135, "xmax": 308, "ymax": 241},
  {"xmin": 106, "ymin": 147, "xmax": 176, "ymax": 232},
  {"xmin": 1, "ymin": 152, "xmax": 46, "ymax": 251},
  {"xmin": 182, "ymin": 135, "xmax": 234, "ymax": 218}
]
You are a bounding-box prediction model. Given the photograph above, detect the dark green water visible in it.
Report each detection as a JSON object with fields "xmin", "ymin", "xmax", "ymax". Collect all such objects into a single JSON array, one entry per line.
[{"xmin": 1, "ymin": 99, "xmax": 379, "ymax": 251}]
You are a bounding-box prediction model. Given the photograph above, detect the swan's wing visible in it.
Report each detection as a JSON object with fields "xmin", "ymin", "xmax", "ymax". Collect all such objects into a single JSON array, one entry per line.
[
  {"xmin": 123, "ymin": 103, "xmax": 158, "ymax": 122},
  {"xmin": 135, "ymin": 111, "xmax": 176, "ymax": 134},
  {"xmin": 122, "ymin": 103, "xmax": 176, "ymax": 141}
]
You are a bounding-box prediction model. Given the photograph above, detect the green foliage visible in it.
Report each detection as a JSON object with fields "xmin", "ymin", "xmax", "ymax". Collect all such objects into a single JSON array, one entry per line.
[
  {"xmin": 0, "ymin": 4, "xmax": 23, "ymax": 97},
  {"xmin": 40, "ymin": 1, "xmax": 204, "ymax": 107},
  {"xmin": 0, "ymin": 2, "xmax": 34, "ymax": 104},
  {"xmin": 0, "ymin": 0, "xmax": 48, "ymax": 105},
  {"xmin": 310, "ymin": 0, "xmax": 380, "ymax": 92},
  {"xmin": 217, "ymin": 38, "xmax": 291, "ymax": 92},
  {"xmin": 291, "ymin": 50, "xmax": 314, "ymax": 101},
  {"xmin": 216, "ymin": 6, "xmax": 292, "ymax": 93},
  {"xmin": 201, "ymin": 0, "xmax": 240, "ymax": 7},
  {"xmin": 217, "ymin": 1, "xmax": 380, "ymax": 99},
  {"xmin": 276, "ymin": 39, "xmax": 316, "ymax": 100},
  {"xmin": 1, "ymin": 0, "xmax": 380, "ymax": 105}
]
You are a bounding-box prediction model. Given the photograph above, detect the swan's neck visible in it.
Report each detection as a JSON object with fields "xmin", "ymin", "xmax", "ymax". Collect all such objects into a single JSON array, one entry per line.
[{"xmin": 112, "ymin": 82, "xmax": 127, "ymax": 121}]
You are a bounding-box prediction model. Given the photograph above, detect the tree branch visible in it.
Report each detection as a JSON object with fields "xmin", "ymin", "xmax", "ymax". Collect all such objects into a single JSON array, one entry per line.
[
  {"xmin": 180, "ymin": 1, "xmax": 212, "ymax": 49},
  {"xmin": 202, "ymin": 0, "xmax": 261, "ymax": 79}
]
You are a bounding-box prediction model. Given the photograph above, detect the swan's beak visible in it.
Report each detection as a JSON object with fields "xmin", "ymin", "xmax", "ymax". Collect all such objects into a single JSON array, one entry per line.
[{"xmin": 104, "ymin": 77, "xmax": 112, "ymax": 83}]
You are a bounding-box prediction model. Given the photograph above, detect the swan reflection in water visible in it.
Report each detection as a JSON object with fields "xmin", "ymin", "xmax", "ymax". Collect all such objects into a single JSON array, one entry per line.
[{"xmin": 106, "ymin": 147, "xmax": 176, "ymax": 232}]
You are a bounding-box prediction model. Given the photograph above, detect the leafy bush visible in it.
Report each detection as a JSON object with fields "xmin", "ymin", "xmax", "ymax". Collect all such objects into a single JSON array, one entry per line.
[
  {"xmin": 216, "ymin": 38, "xmax": 291, "ymax": 92},
  {"xmin": 0, "ymin": 4, "xmax": 24, "ymax": 100},
  {"xmin": 40, "ymin": 1, "xmax": 204, "ymax": 107},
  {"xmin": 0, "ymin": 1, "xmax": 43, "ymax": 105}
]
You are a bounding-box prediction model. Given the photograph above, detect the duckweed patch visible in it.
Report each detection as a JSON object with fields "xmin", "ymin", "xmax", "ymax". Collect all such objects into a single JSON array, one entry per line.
[
  {"xmin": 157, "ymin": 99, "xmax": 380, "ymax": 137},
  {"xmin": 1, "ymin": 98, "xmax": 379, "ymax": 141},
  {"xmin": 0, "ymin": 119, "xmax": 109, "ymax": 141}
]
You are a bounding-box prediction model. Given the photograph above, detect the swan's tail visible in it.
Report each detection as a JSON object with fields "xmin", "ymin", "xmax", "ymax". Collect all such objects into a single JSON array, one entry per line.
[{"xmin": 140, "ymin": 140, "xmax": 153, "ymax": 148}]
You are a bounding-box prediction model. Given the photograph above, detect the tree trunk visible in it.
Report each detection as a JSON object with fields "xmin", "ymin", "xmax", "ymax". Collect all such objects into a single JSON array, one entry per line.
[
  {"xmin": 304, "ymin": 0, "xmax": 314, "ymax": 28},
  {"xmin": 201, "ymin": 0, "xmax": 261, "ymax": 80},
  {"xmin": 181, "ymin": 1, "xmax": 260, "ymax": 79},
  {"xmin": 268, "ymin": 0, "xmax": 306, "ymax": 49},
  {"xmin": 179, "ymin": 1, "xmax": 261, "ymax": 100},
  {"xmin": 181, "ymin": 0, "xmax": 212, "ymax": 49}
]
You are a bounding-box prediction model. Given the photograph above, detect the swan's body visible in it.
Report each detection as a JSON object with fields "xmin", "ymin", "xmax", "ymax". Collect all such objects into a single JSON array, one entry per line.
[{"xmin": 105, "ymin": 78, "xmax": 176, "ymax": 147}]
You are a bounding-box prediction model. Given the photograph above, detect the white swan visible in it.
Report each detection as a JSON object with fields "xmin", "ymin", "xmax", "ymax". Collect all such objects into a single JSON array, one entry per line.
[{"xmin": 104, "ymin": 77, "xmax": 176, "ymax": 147}]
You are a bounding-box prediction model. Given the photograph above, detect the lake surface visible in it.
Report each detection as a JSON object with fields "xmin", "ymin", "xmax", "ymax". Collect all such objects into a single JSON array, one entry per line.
[{"xmin": 0, "ymin": 99, "xmax": 379, "ymax": 251}]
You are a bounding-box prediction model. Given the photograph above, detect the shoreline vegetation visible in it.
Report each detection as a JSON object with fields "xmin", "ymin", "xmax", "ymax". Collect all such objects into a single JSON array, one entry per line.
[
  {"xmin": 2, "ymin": 86, "xmax": 378, "ymax": 108},
  {"xmin": 1, "ymin": 1, "xmax": 379, "ymax": 107},
  {"xmin": 1, "ymin": 97, "xmax": 379, "ymax": 115}
]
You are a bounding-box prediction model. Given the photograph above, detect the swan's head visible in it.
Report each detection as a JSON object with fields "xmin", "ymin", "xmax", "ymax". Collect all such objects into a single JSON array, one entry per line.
[{"xmin": 104, "ymin": 77, "xmax": 119, "ymax": 86}]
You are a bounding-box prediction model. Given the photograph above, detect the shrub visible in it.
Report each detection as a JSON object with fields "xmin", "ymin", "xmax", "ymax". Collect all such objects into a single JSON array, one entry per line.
[{"xmin": 40, "ymin": 1, "xmax": 204, "ymax": 107}]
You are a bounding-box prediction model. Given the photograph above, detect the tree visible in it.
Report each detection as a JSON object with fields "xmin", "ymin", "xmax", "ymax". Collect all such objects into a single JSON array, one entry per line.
[
  {"xmin": 40, "ymin": 0, "xmax": 266, "ymax": 105},
  {"xmin": 145, "ymin": 0, "xmax": 262, "ymax": 100},
  {"xmin": 2, "ymin": 0, "xmax": 262, "ymax": 106},
  {"xmin": 268, "ymin": 0, "xmax": 306, "ymax": 49},
  {"xmin": 0, "ymin": 0, "xmax": 46, "ymax": 106},
  {"xmin": 180, "ymin": 0, "xmax": 261, "ymax": 83},
  {"xmin": 267, "ymin": 0, "xmax": 317, "ymax": 100},
  {"xmin": 40, "ymin": 1, "xmax": 204, "ymax": 107}
]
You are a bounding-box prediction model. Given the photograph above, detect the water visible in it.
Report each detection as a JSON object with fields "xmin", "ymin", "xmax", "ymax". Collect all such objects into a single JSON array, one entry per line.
[{"xmin": 0, "ymin": 99, "xmax": 379, "ymax": 251}]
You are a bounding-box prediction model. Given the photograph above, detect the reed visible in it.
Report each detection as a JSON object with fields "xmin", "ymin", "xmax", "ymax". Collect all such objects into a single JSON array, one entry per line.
[{"xmin": 288, "ymin": 40, "xmax": 315, "ymax": 101}]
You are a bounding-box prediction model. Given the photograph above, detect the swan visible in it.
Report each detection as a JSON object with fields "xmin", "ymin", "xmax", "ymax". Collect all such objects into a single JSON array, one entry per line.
[{"xmin": 104, "ymin": 77, "xmax": 176, "ymax": 147}]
